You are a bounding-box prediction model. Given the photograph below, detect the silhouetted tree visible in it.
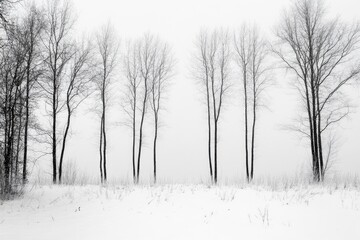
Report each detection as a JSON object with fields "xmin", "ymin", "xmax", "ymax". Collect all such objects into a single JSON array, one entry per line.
[
  {"xmin": 94, "ymin": 23, "xmax": 119, "ymax": 183},
  {"xmin": 41, "ymin": 0, "xmax": 74, "ymax": 183},
  {"xmin": 0, "ymin": 21, "xmax": 27, "ymax": 193},
  {"xmin": 274, "ymin": 0, "xmax": 360, "ymax": 181},
  {"xmin": 58, "ymin": 39, "xmax": 93, "ymax": 183},
  {"xmin": 234, "ymin": 24, "xmax": 270, "ymax": 181},
  {"xmin": 20, "ymin": 3, "xmax": 45, "ymax": 184},
  {"xmin": 195, "ymin": 29, "xmax": 231, "ymax": 184},
  {"xmin": 135, "ymin": 34, "xmax": 156, "ymax": 184},
  {"xmin": 149, "ymin": 38, "xmax": 174, "ymax": 183},
  {"xmin": 123, "ymin": 41, "xmax": 140, "ymax": 183}
]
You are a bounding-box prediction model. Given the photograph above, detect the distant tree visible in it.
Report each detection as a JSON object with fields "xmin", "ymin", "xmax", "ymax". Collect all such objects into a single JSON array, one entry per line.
[
  {"xmin": 20, "ymin": 4, "xmax": 45, "ymax": 184},
  {"xmin": 123, "ymin": 41, "xmax": 140, "ymax": 183},
  {"xmin": 274, "ymin": 0, "xmax": 360, "ymax": 181},
  {"xmin": 58, "ymin": 40, "xmax": 93, "ymax": 183},
  {"xmin": 194, "ymin": 29, "xmax": 231, "ymax": 184},
  {"xmin": 94, "ymin": 23, "xmax": 119, "ymax": 183},
  {"xmin": 234, "ymin": 24, "xmax": 270, "ymax": 182},
  {"xmin": 135, "ymin": 34, "xmax": 155, "ymax": 184},
  {"xmin": 149, "ymin": 38, "xmax": 174, "ymax": 184},
  {"xmin": 123, "ymin": 34, "xmax": 172, "ymax": 184},
  {"xmin": 41, "ymin": 0, "xmax": 74, "ymax": 183}
]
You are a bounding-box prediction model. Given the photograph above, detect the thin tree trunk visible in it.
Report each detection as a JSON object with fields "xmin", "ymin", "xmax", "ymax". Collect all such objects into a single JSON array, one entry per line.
[
  {"xmin": 250, "ymin": 89, "xmax": 256, "ymax": 181},
  {"xmin": 23, "ymin": 44, "xmax": 33, "ymax": 185},
  {"xmin": 153, "ymin": 115, "xmax": 158, "ymax": 184},
  {"xmin": 15, "ymin": 95, "xmax": 24, "ymax": 182},
  {"xmin": 99, "ymin": 117, "xmax": 103, "ymax": 183},
  {"xmin": 307, "ymin": 25, "xmax": 320, "ymax": 182},
  {"xmin": 316, "ymin": 88, "xmax": 324, "ymax": 180},
  {"xmin": 243, "ymin": 70, "xmax": 249, "ymax": 182},
  {"xmin": 58, "ymin": 101, "xmax": 71, "ymax": 184},
  {"xmin": 136, "ymin": 78, "xmax": 147, "ymax": 184},
  {"xmin": 102, "ymin": 110, "xmax": 107, "ymax": 182},
  {"xmin": 23, "ymin": 66, "xmax": 30, "ymax": 184},
  {"xmin": 310, "ymin": 81, "xmax": 319, "ymax": 182},
  {"xmin": 100, "ymin": 70, "xmax": 107, "ymax": 183},
  {"xmin": 7, "ymin": 87, "xmax": 18, "ymax": 192},
  {"xmin": 132, "ymin": 90, "xmax": 136, "ymax": 183},
  {"xmin": 52, "ymin": 75, "xmax": 57, "ymax": 184},
  {"xmin": 210, "ymin": 75, "xmax": 218, "ymax": 184},
  {"xmin": 4, "ymin": 106, "xmax": 12, "ymax": 193},
  {"xmin": 3, "ymin": 81, "xmax": 10, "ymax": 193},
  {"xmin": 205, "ymin": 79, "xmax": 213, "ymax": 182},
  {"xmin": 302, "ymin": 76, "xmax": 317, "ymax": 182},
  {"xmin": 136, "ymin": 103, "xmax": 146, "ymax": 184}
]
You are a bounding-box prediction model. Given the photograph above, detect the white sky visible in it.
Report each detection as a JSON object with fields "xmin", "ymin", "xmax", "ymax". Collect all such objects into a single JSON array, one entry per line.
[{"xmin": 27, "ymin": 0, "xmax": 360, "ymax": 183}]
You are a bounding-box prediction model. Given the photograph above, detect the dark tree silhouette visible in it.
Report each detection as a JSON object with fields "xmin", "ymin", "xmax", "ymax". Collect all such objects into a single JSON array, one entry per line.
[
  {"xmin": 234, "ymin": 24, "xmax": 270, "ymax": 181},
  {"xmin": 58, "ymin": 40, "xmax": 93, "ymax": 183},
  {"xmin": 149, "ymin": 39, "xmax": 174, "ymax": 184},
  {"xmin": 135, "ymin": 34, "xmax": 156, "ymax": 184},
  {"xmin": 0, "ymin": 21, "xmax": 27, "ymax": 193},
  {"xmin": 274, "ymin": 0, "xmax": 360, "ymax": 181},
  {"xmin": 123, "ymin": 41, "xmax": 141, "ymax": 183},
  {"xmin": 41, "ymin": 0, "xmax": 74, "ymax": 184},
  {"xmin": 95, "ymin": 23, "xmax": 119, "ymax": 184},
  {"xmin": 21, "ymin": 4, "xmax": 45, "ymax": 184},
  {"xmin": 195, "ymin": 29, "xmax": 231, "ymax": 184}
]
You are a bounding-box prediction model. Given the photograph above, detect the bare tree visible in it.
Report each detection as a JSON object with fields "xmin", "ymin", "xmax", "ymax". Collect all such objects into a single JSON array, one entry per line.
[
  {"xmin": 58, "ymin": 40, "xmax": 93, "ymax": 183},
  {"xmin": 0, "ymin": 21, "xmax": 27, "ymax": 193},
  {"xmin": 41, "ymin": 0, "xmax": 74, "ymax": 183},
  {"xmin": 196, "ymin": 30, "xmax": 213, "ymax": 182},
  {"xmin": 135, "ymin": 34, "xmax": 156, "ymax": 184},
  {"xmin": 122, "ymin": 41, "xmax": 140, "ymax": 183},
  {"xmin": 234, "ymin": 24, "xmax": 270, "ymax": 181},
  {"xmin": 20, "ymin": 3, "xmax": 45, "ymax": 184},
  {"xmin": 123, "ymin": 35, "xmax": 174, "ymax": 184},
  {"xmin": 274, "ymin": 0, "xmax": 360, "ymax": 181},
  {"xmin": 234, "ymin": 25, "xmax": 251, "ymax": 181},
  {"xmin": 194, "ymin": 29, "xmax": 231, "ymax": 184},
  {"xmin": 149, "ymin": 39, "xmax": 174, "ymax": 184},
  {"xmin": 95, "ymin": 23, "xmax": 119, "ymax": 184},
  {"xmin": 0, "ymin": 3, "xmax": 45, "ymax": 192}
]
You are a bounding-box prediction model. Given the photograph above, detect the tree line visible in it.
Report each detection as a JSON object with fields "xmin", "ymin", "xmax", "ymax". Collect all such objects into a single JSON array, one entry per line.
[{"xmin": 1, "ymin": 0, "xmax": 360, "ymax": 193}]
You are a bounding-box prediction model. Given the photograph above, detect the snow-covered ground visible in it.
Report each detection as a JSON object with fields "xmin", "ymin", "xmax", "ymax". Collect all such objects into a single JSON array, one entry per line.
[{"xmin": 1, "ymin": 184, "xmax": 360, "ymax": 240}]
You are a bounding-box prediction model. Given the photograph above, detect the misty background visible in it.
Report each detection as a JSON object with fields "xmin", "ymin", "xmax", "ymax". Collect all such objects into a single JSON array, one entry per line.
[{"xmin": 26, "ymin": 0, "xmax": 360, "ymax": 183}]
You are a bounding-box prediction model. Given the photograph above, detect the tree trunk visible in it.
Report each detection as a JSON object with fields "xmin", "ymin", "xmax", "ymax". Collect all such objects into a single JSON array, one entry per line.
[
  {"xmin": 243, "ymin": 70, "xmax": 249, "ymax": 182},
  {"xmin": 153, "ymin": 115, "xmax": 158, "ymax": 184},
  {"xmin": 316, "ymin": 88, "xmax": 324, "ymax": 180},
  {"xmin": 15, "ymin": 94, "xmax": 23, "ymax": 182},
  {"xmin": 59, "ymin": 101, "xmax": 71, "ymax": 184},
  {"xmin": 210, "ymin": 71, "xmax": 218, "ymax": 184},
  {"xmin": 23, "ymin": 66, "xmax": 30, "ymax": 184},
  {"xmin": 102, "ymin": 110, "xmax": 107, "ymax": 182},
  {"xmin": 23, "ymin": 45, "xmax": 33, "ymax": 185},
  {"xmin": 136, "ymin": 107, "xmax": 146, "ymax": 184},
  {"xmin": 99, "ymin": 117, "xmax": 103, "ymax": 183},
  {"xmin": 136, "ymin": 79, "xmax": 147, "ymax": 184},
  {"xmin": 205, "ymin": 79, "xmax": 213, "ymax": 182},
  {"xmin": 132, "ymin": 91, "xmax": 136, "ymax": 183},
  {"xmin": 100, "ymin": 72, "xmax": 107, "ymax": 183},
  {"xmin": 52, "ymin": 77, "xmax": 57, "ymax": 184},
  {"xmin": 250, "ymin": 88, "xmax": 256, "ymax": 180}
]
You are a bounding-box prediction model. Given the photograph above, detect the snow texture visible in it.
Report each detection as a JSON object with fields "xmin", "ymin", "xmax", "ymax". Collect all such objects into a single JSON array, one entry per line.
[{"xmin": 1, "ymin": 184, "xmax": 360, "ymax": 239}]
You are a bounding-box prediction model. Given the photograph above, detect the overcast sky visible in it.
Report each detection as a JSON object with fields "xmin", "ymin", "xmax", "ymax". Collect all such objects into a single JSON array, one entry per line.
[{"xmin": 27, "ymin": 0, "xmax": 360, "ymax": 183}]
